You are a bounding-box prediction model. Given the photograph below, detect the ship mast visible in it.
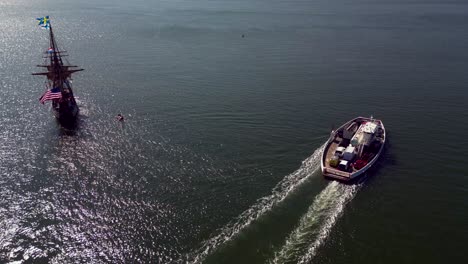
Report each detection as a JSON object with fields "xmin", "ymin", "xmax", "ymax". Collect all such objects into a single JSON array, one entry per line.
[
  {"xmin": 33, "ymin": 17, "xmax": 83, "ymax": 123},
  {"xmin": 49, "ymin": 23, "xmax": 62, "ymax": 91},
  {"xmin": 32, "ymin": 21, "xmax": 83, "ymax": 94}
]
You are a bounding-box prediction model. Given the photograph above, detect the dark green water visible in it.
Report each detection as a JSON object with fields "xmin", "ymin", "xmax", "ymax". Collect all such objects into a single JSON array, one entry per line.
[{"xmin": 1, "ymin": 0, "xmax": 467, "ymax": 263}]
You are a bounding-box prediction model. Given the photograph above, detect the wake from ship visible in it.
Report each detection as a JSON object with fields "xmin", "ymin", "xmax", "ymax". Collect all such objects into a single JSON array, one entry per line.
[
  {"xmin": 271, "ymin": 181, "xmax": 361, "ymax": 264},
  {"xmin": 185, "ymin": 143, "xmax": 326, "ymax": 263}
]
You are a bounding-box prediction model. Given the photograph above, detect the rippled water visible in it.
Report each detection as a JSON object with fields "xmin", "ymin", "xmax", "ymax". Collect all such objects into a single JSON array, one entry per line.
[
  {"xmin": 1, "ymin": 0, "xmax": 468, "ymax": 263},
  {"xmin": 272, "ymin": 181, "xmax": 360, "ymax": 264},
  {"xmin": 186, "ymin": 144, "xmax": 325, "ymax": 263}
]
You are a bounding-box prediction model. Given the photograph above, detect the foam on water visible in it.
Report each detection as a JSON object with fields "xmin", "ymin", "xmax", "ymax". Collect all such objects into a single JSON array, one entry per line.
[
  {"xmin": 272, "ymin": 181, "xmax": 361, "ymax": 264},
  {"xmin": 185, "ymin": 143, "xmax": 326, "ymax": 263}
]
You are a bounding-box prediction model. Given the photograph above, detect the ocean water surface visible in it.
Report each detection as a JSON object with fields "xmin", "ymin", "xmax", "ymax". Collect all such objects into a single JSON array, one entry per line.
[{"xmin": 0, "ymin": 0, "xmax": 467, "ymax": 263}]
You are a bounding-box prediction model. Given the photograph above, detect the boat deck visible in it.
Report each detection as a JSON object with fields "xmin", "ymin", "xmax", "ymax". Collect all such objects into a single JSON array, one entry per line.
[
  {"xmin": 325, "ymin": 136, "xmax": 341, "ymax": 167},
  {"xmin": 324, "ymin": 136, "xmax": 356, "ymax": 173},
  {"xmin": 321, "ymin": 117, "xmax": 386, "ymax": 181}
]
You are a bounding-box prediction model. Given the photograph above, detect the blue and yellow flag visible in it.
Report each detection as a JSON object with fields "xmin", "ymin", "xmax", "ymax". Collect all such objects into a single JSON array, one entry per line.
[{"xmin": 36, "ymin": 16, "xmax": 50, "ymax": 28}]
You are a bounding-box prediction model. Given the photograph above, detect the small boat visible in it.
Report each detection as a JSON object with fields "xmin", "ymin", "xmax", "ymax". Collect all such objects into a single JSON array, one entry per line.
[
  {"xmin": 321, "ymin": 116, "xmax": 386, "ymax": 181},
  {"xmin": 33, "ymin": 16, "xmax": 83, "ymax": 125}
]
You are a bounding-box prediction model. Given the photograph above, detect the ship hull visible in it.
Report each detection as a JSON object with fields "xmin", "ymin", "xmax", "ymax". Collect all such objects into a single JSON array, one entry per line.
[
  {"xmin": 320, "ymin": 117, "xmax": 386, "ymax": 182},
  {"xmin": 52, "ymin": 101, "xmax": 79, "ymax": 125}
]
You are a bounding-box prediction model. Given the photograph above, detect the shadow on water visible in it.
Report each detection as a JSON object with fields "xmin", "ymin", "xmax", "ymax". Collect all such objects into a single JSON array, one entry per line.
[{"xmin": 56, "ymin": 116, "xmax": 83, "ymax": 136}]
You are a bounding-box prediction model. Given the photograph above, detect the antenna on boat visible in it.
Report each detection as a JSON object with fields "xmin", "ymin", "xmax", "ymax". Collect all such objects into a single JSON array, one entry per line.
[{"xmin": 330, "ymin": 123, "xmax": 336, "ymax": 138}]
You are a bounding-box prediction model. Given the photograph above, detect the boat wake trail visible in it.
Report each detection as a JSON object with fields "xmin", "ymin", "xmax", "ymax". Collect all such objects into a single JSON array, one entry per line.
[
  {"xmin": 184, "ymin": 143, "xmax": 326, "ymax": 263},
  {"xmin": 272, "ymin": 181, "xmax": 361, "ymax": 264}
]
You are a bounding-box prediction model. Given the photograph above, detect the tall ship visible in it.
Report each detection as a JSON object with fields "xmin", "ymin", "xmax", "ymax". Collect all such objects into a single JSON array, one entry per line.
[
  {"xmin": 33, "ymin": 16, "xmax": 83, "ymax": 124},
  {"xmin": 321, "ymin": 116, "xmax": 386, "ymax": 181}
]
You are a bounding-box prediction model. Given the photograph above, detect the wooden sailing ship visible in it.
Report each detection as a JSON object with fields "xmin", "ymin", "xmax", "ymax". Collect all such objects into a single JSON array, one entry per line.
[{"xmin": 33, "ymin": 17, "xmax": 83, "ymax": 124}]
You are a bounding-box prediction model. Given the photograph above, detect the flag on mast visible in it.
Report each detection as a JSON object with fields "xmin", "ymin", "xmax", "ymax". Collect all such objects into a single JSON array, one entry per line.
[
  {"xmin": 36, "ymin": 16, "xmax": 50, "ymax": 29},
  {"xmin": 39, "ymin": 87, "xmax": 62, "ymax": 104}
]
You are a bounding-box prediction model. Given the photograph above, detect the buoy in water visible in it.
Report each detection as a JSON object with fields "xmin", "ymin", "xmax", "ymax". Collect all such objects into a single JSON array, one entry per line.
[{"xmin": 116, "ymin": 114, "xmax": 124, "ymax": 121}]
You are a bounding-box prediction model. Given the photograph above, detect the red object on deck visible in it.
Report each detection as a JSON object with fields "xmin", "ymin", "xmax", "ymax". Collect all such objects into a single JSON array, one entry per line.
[{"xmin": 353, "ymin": 160, "xmax": 367, "ymax": 170}]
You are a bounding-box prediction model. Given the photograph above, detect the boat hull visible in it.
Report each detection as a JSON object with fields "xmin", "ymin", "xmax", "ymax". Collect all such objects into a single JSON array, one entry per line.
[
  {"xmin": 53, "ymin": 102, "xmax": 79, "ymax": 125},
  {"xmin": 320, "ymin": 117, "xmax": 386, "ymax": 182}
]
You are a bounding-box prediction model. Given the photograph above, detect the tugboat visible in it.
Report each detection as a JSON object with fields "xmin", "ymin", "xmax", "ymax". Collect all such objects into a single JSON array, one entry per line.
[
  {"xmin": 321, "ymin": 116, "xmax": 386, "ymax": 181},
  {"xmin": 33, "ymin": 16, "xmax": 83, "ymax": 125}
]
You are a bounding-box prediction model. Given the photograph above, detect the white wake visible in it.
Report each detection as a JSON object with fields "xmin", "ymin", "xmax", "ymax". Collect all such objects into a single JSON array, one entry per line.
[
  {"xmin": 185, "ymin": 143, "xmax": 326, "ymax": 263},
  {"xmin": 272, "ymin": 181, "xmax": 361, "ymax": 264}
]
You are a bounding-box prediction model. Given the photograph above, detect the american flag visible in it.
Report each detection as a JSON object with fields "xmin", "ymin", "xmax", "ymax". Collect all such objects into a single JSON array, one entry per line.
[{"xmin": 39, "ymin": 87, "xmax": 62, "ymax": 104}]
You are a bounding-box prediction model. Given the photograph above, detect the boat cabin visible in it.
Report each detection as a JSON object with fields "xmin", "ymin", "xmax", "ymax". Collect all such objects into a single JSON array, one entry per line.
[
  {"xmin": 342, "ymin": 145, "xmax": 356, "ymax": 161},
  {"xmin": 351, "ymin": 122, "xmax": 378, "ymax": 147}
]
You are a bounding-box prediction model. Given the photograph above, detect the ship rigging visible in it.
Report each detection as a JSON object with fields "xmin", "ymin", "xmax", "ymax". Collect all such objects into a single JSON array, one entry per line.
[{"xmin": 33, "ymin": 16, "xmax": 83, "ymax": 124}]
